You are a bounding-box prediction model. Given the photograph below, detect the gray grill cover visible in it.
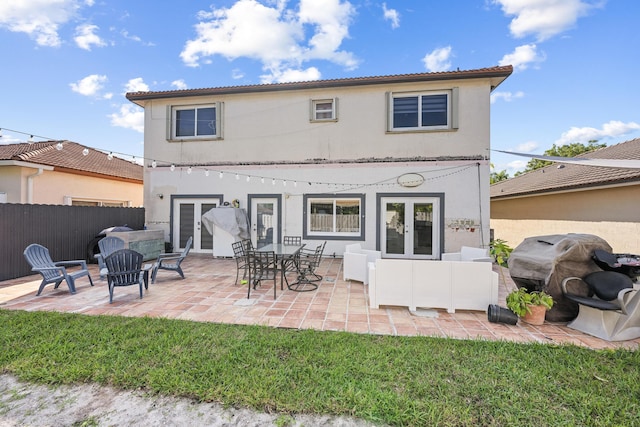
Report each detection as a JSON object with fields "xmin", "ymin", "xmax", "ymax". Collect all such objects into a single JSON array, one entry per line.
[
  {"xmin": 508, "ymin": 233, "xmax": 612, "ymax": 322},
  {"xmin": 201, "ymin": 208, "xmax": 250, "ymax": 241}
]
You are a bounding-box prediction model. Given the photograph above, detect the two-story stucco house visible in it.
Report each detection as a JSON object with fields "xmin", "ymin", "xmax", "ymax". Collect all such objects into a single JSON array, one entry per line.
[{"xmin": 126, "ymin": 65, "xmax": 512, "ymax": 258}]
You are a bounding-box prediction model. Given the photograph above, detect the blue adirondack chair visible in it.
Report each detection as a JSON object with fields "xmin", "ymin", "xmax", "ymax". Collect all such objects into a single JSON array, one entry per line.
[{"xmin": 23, "ymin": 244, "xmax": 94, "ymax": 295}]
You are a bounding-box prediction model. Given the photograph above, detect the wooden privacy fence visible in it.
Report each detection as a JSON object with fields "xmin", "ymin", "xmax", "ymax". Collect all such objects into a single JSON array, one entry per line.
[{"xmin": 0, "ymin": 203, "xmax": 145, "ymax": 281}]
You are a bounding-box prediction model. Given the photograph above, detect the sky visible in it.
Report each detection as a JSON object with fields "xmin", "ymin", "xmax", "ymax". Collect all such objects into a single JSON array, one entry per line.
[{"xmin": 1, "ymin": 0, "xmax": 639, "ymax": 175}]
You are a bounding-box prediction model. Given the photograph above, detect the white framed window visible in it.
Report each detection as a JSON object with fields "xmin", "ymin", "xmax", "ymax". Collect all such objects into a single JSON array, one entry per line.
[
  {"xmin": 170, "ymin": 103, "xmax": 222, "ymax": 140},
  {"xmin": 303, "ymin": 194, "xmax": 364, "ymax": 239},
  {"xmin": 388, "ymin": 90, "xmax": 456, "ymax": 131},
  {"xmin": 310, "ymin": 98, "xmax": 337, "ymax": 122}
]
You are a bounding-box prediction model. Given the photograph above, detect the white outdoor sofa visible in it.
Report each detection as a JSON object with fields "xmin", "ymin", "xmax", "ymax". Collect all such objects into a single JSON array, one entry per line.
[
  {"xmin": 343, "ymin": 243, "xmax": 382, "ymax": 285},
  {"xmin": 368, "ymin": 258, "xmax": 498, "ymax": 313},
  {"xmin": 441, "ymin": 246, "xmax": 492, "ymax": 263}
]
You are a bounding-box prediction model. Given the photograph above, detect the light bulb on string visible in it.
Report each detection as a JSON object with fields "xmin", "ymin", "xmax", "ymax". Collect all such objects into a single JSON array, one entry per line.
[
  {"xmin": 246, "ymin": 176, "xmax": 250, "ymax": 182},
  {"xmin": 235, "ymin": 173, "xmax": 239, "ymax": 180},
  {"xmin": 283, "ymin": 180, "xmax": 287, "ymax": 187},
  {"xmin": 151, "ymin": 160, "xmax": 157, "ymax": 168},
  {"xmin": 204, "ymin": 169, "xmax": 209, "ymax": 177},
  {"xmin": 170, "ymin": 164, "xmax": 176, "ymax": 171},
  {"xmin": 28, "ymin": 135, "xmax": 34, "ymax": 143},
  {"xmin": 187, "ymin": 167, "xmax": 192, "ymax": 174},
  {"xmin": 272, "ymin": 178, "xmax": 276, "ymax": 186},
  {"xmin": 261, "ymin": 177, "xmax": 265, "ymax": 184},
  {"xmin": 82, "ymin": 148, "xmax": 89, "ymax": 156},
  {"xmin": 219, "ymin": 171, "xmax": 223, "ymax": 179},
  {"xmin": 293, "ymin": 181, "xmax": 297, "ymax": 187},
  {"xmin": 55, "ymin": 142, "xmax": 63, "ymax": 150},
  {"xmin": 107, "ymin": 152, "xmax": 113, "ymax": 160},
  {"xmin": 0, "ymin": 128, "xmax": 3, "ymax": 138}
]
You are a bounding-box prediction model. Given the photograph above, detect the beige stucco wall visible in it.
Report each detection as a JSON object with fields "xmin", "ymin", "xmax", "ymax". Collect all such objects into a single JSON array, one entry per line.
[
  {"xmin": 0, "ymin": 166, "xmax": 23, "ymax": 203},
  {"xmin": 0, "ymin": 166, "xmax": 143, "ymax": 206},
  {"xmin": 491, "ymin": 185, "xmax": 640, "ymax": 252},
  {"xmin": 142, "ymin": 79, "xmax": 492, "ymax": 166}
]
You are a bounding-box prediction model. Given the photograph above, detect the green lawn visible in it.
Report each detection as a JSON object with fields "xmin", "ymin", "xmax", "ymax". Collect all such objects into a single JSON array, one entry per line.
[{"xmin": 1, "ymin": 309, "xmax": 639, "ymax": 426}]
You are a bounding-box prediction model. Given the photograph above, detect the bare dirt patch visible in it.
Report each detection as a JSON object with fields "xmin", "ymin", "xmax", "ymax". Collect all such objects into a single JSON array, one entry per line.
[{"xmin": 0, "ymin": 374, "xmax": 381, "ymax": 426}]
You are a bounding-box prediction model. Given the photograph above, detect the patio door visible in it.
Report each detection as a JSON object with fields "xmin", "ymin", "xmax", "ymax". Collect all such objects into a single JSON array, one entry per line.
[
  {"xmin": 380, "ymin": 197, "xmax": 440, "ymax": 259},
  {"xmin": 172, "ymin": 197, "xmax": 221, "ymax": 253},
  {"xmin": 249, "ymin": 196, "xmax": 280, "ymax": 249}
]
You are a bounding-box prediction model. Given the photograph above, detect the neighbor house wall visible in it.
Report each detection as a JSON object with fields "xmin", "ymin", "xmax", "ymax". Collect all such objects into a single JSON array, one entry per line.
[{"xmin": 490, "ymin": 185, "xmax": 640, "ymax": 252}]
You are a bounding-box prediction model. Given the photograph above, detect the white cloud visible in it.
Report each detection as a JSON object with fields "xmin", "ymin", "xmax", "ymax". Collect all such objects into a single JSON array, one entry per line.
[
  {"xmin": 499, "ymin": 43, "xmax": 545, "ymax": 71},
  {"xmin": 180, "ymin": 0, "xmax": 357, "ymax": 79},
  {"xmin": 493, "ymin": 0, "xmax": 601, "ymax": 41},
  {"xmin": 232, "ymin": 69, "xmax": 245, "ymax": 79},
  {"xmin": 124, "ymin": 77, "xmax": 149, "ymax": 93},
  {"xmin": 69, "ymin": 74, "xmax": 108, "ymax": 97},
  {"xmin": 382, "ymin": 3, "xmax": 400, "ymax": 29},
  {"xmin": 515, "ymin": 141, "xmax": 539, "ymax": 153},
  {"xmin": 0, "ymin": 0, "xmax": 85, "ymax": 47},
  {"xmin": 109, "ymin": 104, "xmax": 144, "ymax": 133},
  {"xmin": 171, "ymin": 79, "xmax": 188, "ymax": 90},
  {"xmin": 490, "ymin": 90, "xmax": 525, "ymax": 104},
  {"xmin": 260, "ymin": 66, "xmax": 321, "ymax": 84},
  {"xmin": 555, "ymin": 120, "xmax": 640, "ymax": 145},
  {"xmin": 422, "ymin": 46, "xmax": 452, "ymax": 72},
  {"xmin": 74, "ymin": 24, "xmax": 106, "ymax": 50}
]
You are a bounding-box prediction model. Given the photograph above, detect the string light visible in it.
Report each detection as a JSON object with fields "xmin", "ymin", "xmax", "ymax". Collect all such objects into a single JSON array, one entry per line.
[{"xmin": 2, "ymin": 126, "xmax": 480, "ymax": 190}]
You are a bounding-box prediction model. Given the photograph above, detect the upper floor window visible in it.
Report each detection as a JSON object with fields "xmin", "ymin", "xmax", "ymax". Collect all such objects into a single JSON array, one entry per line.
[
  {"xmin": 388, "ymin": 90, "xmax": 455, "ymax": 131},
  {"xmin": 171, "ymin": 104, "xmax": 222, "ymax": 140},
  {"xmin": 303, "ymin": 194, "xmax": 364, "ymax": 239},
  {"xmin": 310, "ymin": 98, "xmax": 337, "ymax": 122}
]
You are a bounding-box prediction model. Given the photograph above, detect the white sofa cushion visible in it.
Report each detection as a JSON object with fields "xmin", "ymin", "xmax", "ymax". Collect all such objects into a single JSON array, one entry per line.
[{"xmin": 343, "ymin": 244, "xmax": 381, "ymax": 285}]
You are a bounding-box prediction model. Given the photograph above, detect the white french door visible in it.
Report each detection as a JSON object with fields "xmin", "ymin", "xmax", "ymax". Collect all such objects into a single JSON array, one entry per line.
[
  {"xmin": 250, "ymin": 197, "xmax": 279, "ymax": 249},
  {"xmin": 380, "ymin": 197, "xmax": 440, "ymax": 259},
  {"xmin": 172, "ymin": 197, "xmax": 221, "ymax": 253}
]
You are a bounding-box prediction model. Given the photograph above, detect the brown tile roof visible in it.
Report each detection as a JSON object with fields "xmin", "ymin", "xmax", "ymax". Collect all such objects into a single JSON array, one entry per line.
[
  {"xmin": 126, "ymin": 65, "xmax": 513, "ymax": 104},
  {"xmin": 0, "ymin": 141, "xmax": 143, "ymax": 182},
  {"xmin": 490, "ymin": 138, "xmax": 640, "ymax": 199}
]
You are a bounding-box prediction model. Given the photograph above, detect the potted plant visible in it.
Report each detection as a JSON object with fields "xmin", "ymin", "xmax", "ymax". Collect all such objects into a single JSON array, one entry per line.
[{"xmin": 506, "ymin": 287, "xmax": 554, "ymax": 325}]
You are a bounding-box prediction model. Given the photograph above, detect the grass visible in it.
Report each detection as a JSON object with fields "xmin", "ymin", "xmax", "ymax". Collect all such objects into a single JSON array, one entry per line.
[{"xmin": 1, "ymin": 309, "xmax": 639, "ymax": 426}]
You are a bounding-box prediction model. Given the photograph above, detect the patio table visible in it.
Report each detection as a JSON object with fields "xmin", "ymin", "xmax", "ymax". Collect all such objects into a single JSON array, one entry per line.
[{"xmin": 257, "ymin": 243, "xmax": 304, "ymax": 291}]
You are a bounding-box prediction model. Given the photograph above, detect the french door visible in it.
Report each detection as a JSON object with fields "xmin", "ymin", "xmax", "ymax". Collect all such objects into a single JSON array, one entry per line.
[
  {"xmin": 172, "ymin": 197, "xmax": 221, "ymax": 253},
  {"xmin": 249, "ymin": 196, "xmax": 280, "ymax": 249},
  {"xmin": 380, "ymin": 197, "xmax": 441, "ymax": 259}
]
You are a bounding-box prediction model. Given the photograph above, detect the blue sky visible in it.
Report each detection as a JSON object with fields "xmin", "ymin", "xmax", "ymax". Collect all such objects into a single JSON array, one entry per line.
[{"xmin": 1, "ymin": 0, "xmax": 638, "ymax": 175}]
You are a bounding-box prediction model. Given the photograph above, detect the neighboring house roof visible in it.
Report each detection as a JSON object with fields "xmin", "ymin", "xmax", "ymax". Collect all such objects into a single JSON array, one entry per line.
[
  {"xmin": 0, "ymin": 141, "xmax": 143, "ymax": 182},
  {"xmin": 490, "ymin": 138, "xmax": 640, "ymax": 199},
  {"xmin": 126, "ymin": 66, "xmax": 513, "ymax": 104}
]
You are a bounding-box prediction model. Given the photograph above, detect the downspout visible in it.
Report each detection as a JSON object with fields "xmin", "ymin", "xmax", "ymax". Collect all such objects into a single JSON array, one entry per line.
[{"xmin": 26, "ymin": 168, "xmax": 44, "ymax": 204}]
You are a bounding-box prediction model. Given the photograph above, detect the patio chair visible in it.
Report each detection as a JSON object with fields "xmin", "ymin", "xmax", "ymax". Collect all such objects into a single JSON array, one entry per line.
[
  {"xmin": 289, "ymin": 244, "xmax": 323, "ymax": 292},
  {"xmin": 343, "ymin": 243, "xmax": 381, "ymax": 285},
  {"xmin": 298, "ymin": 241, "xmax": 326, "ymax": 282},
  {"xmin": 23, "ymin": 243, "xmax": 94, "ymax": 295},
  {"xmin": 441, "ymin": 246, "xmax": 492, "ymax": 262},
  {"xmin": 232, "ymin": 239, "xmax": 251, "ymax": 286},
  {"xmin": 151, "ymin": 236, "xmax": 192, "ymax": 284},
  {"xmin": 95, "ymin": 236, "xmax": 125, "ymax": 279},
  {"xmin": 247, "ymin": 250, "xmax": 278, "ymax": 299},
  {"xmin": 283, "ymin": 236, "xmax": 302, "ymax": 245},
  {"xmin": 561, "ymin": 271, "xmax": 640, "ymax": 341},
  {"xmin": 105, "ymin": 249, "xmax": 150, "ymax": 303}
]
